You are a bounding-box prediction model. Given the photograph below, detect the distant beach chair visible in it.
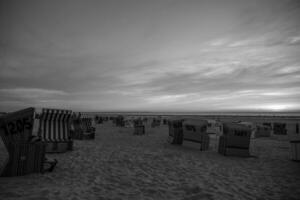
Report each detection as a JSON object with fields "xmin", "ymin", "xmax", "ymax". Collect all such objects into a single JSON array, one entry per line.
[
  {"xmin": 115, "ymin": 115, "xmax": 125, "ymax": 127},
  {"xmin": 163, "ymin": 119, "xmax": 167, "ymax": 125},
  {"xmin": 255, "ymin": 124, "xmax": 272, "ymax": 138},
  {"xmin": 206, "ymin": 119, "xmax": 223, "ymax": 135},
  {"xmin": 133, "ymin": 119, "xmax": 145, "ymax": 135},
  {"xmin": 0, "ymin": 108, "xmax": 57, "ymax": 177},
  {"xmin": 290, "ymin": 140, "xmax": 300, "ymax": 161},
  {"xmin": 182, "ymin": 119, "xmax": 210, "ymax": 151},
  {"xmin": 151, "ymin": 118, "xmax": 161, "ymax": 128},
  {"xmin": 168, "ymin": 119, "xmax": 209, "ymax": 150},
  {"xmin": 218, "ymin": 123, "xmax": 251, "ymax": 157},
  {"xmin": 71, "ymin": 112, "xmax": 95, "ymax": 140},
  {"xmin": 95, "ymin": 115, "xmax": 103, "ymax": 124}
]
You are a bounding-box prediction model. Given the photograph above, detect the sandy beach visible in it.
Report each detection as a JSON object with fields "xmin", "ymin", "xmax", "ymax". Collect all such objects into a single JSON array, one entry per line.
[{"xmin": 0, "ymin": 121, "xmax": 300, "ymax": 200}]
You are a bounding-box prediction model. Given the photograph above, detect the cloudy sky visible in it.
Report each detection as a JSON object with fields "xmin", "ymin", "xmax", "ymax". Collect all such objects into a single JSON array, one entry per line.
[{"xmin": 1, "ymin": 0, "xmax": 300, "ymax": 112}]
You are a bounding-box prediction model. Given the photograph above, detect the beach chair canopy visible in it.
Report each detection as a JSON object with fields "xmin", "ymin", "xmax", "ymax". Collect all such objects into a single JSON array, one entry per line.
[
  {"xmin": 0, "ymin": 107, "xmax": 35, "ymax": 148},
  {"xmin": 34, "ymin": 108, "xmax": 73, "ymax": 142},
  {"xmin": 183, "ymin": 119, "xmax": 208, "ymax": 131},
  {"xmin": 223, "ymin": 123, "xmax": 252, "ymax": 138}
]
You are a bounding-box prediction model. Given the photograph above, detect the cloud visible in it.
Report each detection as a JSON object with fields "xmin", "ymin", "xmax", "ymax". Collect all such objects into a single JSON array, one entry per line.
[
  {"xmin": 208, "ymin": 39, "xmax": 229, "ymax": 46},
  {"xmin": 1, "ymin": 0, "xmax": 300, "ymax": 112},
  {"xmin": 0, "ymin": 88, "xmax": 68, "ymax": 99},
  {"xmin": 287, "ymin": 36, "xmax": 300, "ymax": 45},
  {"xmin": 145, "ymin": 94, "xmax": 192, "ymax": 104}
]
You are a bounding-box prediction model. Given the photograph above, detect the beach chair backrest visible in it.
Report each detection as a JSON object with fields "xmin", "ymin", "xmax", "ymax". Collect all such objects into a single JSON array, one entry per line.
[
  {"xmin": 222, "ymin": 122, "xmax": 251, "ymax": 149},
  {"xmin": 39, "ymin": 108, "xmax": 72, "ymax": 142},
  {"xmin": 80, "ymin": 113, "xmax": 95, "ymax": 131},
  {"xmin": 0, "ymin": 107, "xmax": 35, "ymax": 148},
  {"xmin": 223, "ymin": 123, "xmax": 251, "ymax": 138},
  {"xmin": 183, "ymin": 119, "xmax": 208, "ymax": 142}
]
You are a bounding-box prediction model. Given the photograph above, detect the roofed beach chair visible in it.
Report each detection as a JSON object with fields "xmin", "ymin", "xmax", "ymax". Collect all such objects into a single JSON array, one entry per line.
[
  {"xmin": 168, "ymin": 119, "xmax": 209, "ymax": 151},
  {"xmin": 133, "ymin": 118, "xmax": 145, "ymax": 135},
  {"xmin": 255, "ymin": 124, "xmax": 271, "ymax": 138},
  {"xmin": 206, "ymin": 119, "xmax": 223, "ymax": 135},
  {"xmin": 163, "ymin": 119, "xmax": 167, "ymax": 125},
  {"xmin": 115, "ymin": 115, "xmax": 125, "ymax": 127},
  {"xmin": 218, "ymin": 123, "xmax": 251, "ymax": 157},
  {"xmin": 151, "ymin": 118, "xmax": 161, "ymax": 128},
  {"xmin": 95, "ymin": 115, "xmax": 103, "ymax": 124},
  {"xmin": 71, "ymin": 112, "xmax": 95, "ymax": 140},
  {"xmin": 182, "ymin": 119, "xmax": 210, "ymax": 151},
  {"xmin": 0, "ymin": 108, "xmax": 57, "ymax": 177},
  {"xmin": 167, "ymin": 119, "xmax": 184, "ymax": 145}
]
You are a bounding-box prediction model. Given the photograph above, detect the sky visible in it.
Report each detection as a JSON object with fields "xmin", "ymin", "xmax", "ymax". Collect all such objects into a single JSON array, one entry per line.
[{"xmin": 1, "ymin": 0, "xmax": 300, "ymax": 112}]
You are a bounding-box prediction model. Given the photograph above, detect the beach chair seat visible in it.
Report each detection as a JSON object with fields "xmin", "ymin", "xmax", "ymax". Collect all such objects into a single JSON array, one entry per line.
[
  {"xmin": 1, "ymin": 142, "xmax": 45, "ymax": 177},
  {"xmin": 133, "ymin": 119, "xmax": 145, "ymax": 135}
]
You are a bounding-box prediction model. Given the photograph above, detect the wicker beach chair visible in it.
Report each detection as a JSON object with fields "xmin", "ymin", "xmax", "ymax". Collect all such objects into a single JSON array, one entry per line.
[
  {"xmin": 71, "ymin": 113, "xmax": 95, "ymax": 140},
  {"xmin": 133, "ymin": 119, "xmax": 145, "ymax": 135},
  {"xmin": 168, "ymin": 119, "xmax": 209, "ymax": 151},
  {"xmin": 218, "ymin": 123, "xmax": 251, "ymax": 157},
  {"xmin": 0, "ymin": 108, "xmax": 57, "ymax": 177},
  {"xmin": 115, "ymin": 115, "xmax": 125, "ymax": 127},
  {"xmin": 182, "ymin": 119, "xmax": 210, "ymax": 151},
  {"xmin": 151, "ymin": 118, "xmax": 161, "ymax": 128}
]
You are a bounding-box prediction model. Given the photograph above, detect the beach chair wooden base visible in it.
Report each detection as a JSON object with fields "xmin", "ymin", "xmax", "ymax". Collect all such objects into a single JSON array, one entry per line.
[
  {"xmin": 1, "ymin": 142, "xmax": 45, "ymax": 177},
  {"xmin": 45, "ymin": 141, "xmax": 73, "ymax": 153},
  {"xmin": 168, "ymin": 131, "xmax": 183, "ymax": 145}
]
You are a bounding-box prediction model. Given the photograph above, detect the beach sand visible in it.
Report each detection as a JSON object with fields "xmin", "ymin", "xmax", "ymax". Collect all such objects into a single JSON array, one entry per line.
[{"xmin": 0, "ymin": 121, "xmax": 300, "ymax": 200}]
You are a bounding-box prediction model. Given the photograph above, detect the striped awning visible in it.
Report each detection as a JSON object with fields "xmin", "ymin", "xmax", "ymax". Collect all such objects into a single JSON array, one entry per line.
[{"xmin": 39, "ymin": 108, "xmax": 73, "ymax": 142}]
